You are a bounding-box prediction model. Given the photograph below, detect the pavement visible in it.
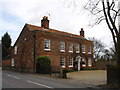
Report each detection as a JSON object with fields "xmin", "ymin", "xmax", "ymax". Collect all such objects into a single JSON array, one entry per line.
[{"xmin": 67, "ymin": 70, "xmax": 107, "ymax": 87}]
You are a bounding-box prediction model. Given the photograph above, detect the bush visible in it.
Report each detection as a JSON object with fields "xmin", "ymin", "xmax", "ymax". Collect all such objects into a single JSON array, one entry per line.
[
  {"xmin": 83, "ymin": 68, "xmax": 96, "ymax": 70},
  {"xmin": 67, "ymin": 69, "xmax": 77, "ymax": 72},
  {"xmin": 36, "ymin": 56, "xmax": 51, "ymax": 74}
]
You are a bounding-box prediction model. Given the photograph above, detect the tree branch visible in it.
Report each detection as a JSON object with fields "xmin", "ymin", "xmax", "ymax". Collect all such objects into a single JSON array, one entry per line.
[
  {"xmin": 102, "ymin": 1, "xmax": 117, "ymax": 51},
  {"xmin": 107, "ymin": 1, "xmax": 118, "ymax": 37}
]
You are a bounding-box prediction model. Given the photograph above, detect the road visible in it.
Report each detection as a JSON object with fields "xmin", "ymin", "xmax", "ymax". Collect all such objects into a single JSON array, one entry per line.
[{"xmin": 2, "ymin": 70, "xmax": 88, "ymax": 88}]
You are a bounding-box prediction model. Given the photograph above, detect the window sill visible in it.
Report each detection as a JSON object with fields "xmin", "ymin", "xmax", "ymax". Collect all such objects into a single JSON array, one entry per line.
[
  {"xmin": 88, "ymin": 52, "xmax": 91, "ymax": 54},
  {"xmin": 69, "ymin": 66, "xmax": 73, "ymax": 67},
  {"xmin": 61, "ymin": 66, "xmax": 65, "ymax": 68},
  {"xmin": 82, "ymin": 65, "xmax": 86, "ymax": 67},
  {"xmin": 76, "ymin": 51, "xmax": 80, "ymax": 53},
  {"xmin": 88, "ymin": 65, "xmax": 92, "ymax": 67},
  {"xmin": 82, "ymin": 52, "xmax": 85, "ymax": 53},
  {"xmin": 69, "ymin": 51, "xmax": 73, "ymax": 53},
  {"xmin": 60, "ymin": 50, "xmax": 65, "ymax": 52},
  {"xmin": 44, "ymin": 49, "xmax": 51, "ymax": 51}
]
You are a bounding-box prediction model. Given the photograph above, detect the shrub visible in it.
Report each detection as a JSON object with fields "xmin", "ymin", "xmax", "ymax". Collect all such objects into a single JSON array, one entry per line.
[
  {"xmin": 83, "ymin": 68, "xmax": 96, "ymax": 70},
  {"xmin": 36, "ymin": 56, "xmax": 51, "ymax": 74}
]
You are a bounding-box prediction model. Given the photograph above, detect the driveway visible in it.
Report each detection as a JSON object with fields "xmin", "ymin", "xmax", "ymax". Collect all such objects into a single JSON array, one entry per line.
[{"xmin": 67, "ymin": 70, "xmax": 107, "ymax": 87}]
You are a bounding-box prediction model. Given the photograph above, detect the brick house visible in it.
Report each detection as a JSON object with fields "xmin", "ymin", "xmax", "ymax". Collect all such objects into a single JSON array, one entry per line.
[{"xmin": 11, "ymin": 16, "xmax": 94, "ymax": 73}]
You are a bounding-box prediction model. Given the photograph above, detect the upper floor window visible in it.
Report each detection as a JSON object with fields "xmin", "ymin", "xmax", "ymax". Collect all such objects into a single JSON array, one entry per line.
[
  {"xmin": 82, "ymin": 44, "xmax": 85, "ymax": 53},
  {"xmin": 88, "ymin": 46, "xmax": 91, "ymax": 54},
  {"xmin": 88, "ymin": 58, "xmax": 92, "ymax": 66},
  {"xmin": 68, "ymin": 44, "xmax": 73, "ymax": 52},
  {"xmin": 75, "ymin": 44, "xmax": 80, "ymax": 53},
  {"xmin": 60, "ymin": 57, "xmax": 65, "ymax": 67},
  {"xmin": 44, "ymin": 39, "xmax": 50, "ymax": 50},
  {"xmin": 69, "ymin": 58, "xmax": 73, "ymax": 67},
  {"xmin": 60, "ymin": 42, "xmax": 65, "ymax": 52},
  {"xmin": 82, "ymin": 58, "xmax": 86, "ymax": 67},
  {"xmin": 14, "ymin": 46, "xmax": 17, "ymax": 54}
]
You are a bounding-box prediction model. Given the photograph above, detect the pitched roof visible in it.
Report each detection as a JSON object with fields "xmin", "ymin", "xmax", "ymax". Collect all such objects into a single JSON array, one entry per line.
[{"xmin": 26, "ymin": 23, "xmax": 87, "ymax": 40}]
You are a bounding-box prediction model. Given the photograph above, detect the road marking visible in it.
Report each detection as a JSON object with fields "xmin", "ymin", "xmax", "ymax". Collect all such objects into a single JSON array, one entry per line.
[
  {"xmin": 7, "ymin": 74, "xmax": 20, "ymax": 79},
  {"xmin": 27, "ymin": 80, "xmax": 53, "ymax": 88}
]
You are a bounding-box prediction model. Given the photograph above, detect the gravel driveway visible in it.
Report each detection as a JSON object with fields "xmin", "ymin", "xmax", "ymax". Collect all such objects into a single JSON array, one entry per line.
[{"xmin": 67, "ymin": 70, "xmax": 107, "ymax": 87}]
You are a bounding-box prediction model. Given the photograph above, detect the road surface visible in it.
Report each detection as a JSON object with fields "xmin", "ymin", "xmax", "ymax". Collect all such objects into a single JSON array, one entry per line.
[{"xmin": 2, "ymin": 70, "xmax": 88, "ymax": 88}]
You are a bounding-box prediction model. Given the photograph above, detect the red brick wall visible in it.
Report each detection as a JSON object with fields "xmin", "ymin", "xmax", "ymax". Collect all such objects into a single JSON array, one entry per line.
[
  {"xmin": 11, "ymin": 25, "xmax": 34, "ymax": 73},
  {"xmin": 35, "ymin": 30, "xmax": 94, "ymax": 71},
  {"xmin": 11, "ymin": 24, "xmax": 94, "ymax": 73},
  {"xmin": 2, "ymin": 59, "xmax": 11, "ymax": 69}
]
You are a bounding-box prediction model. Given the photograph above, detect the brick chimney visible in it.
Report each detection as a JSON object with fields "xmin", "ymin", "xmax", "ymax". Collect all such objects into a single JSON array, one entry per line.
[
  {"xmin": 80, "ymin": 28, "xmax": 84, "ymax": 37},
  {"xmin": 41, "ymin": 16, "xmax": 49, "ymax": 29}
]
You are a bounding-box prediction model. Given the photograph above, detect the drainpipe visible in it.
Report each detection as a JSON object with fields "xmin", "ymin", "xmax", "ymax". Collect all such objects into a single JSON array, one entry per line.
[{"xmin": 30, "ymin": 30, "xmax": 39, "ymax": 73}]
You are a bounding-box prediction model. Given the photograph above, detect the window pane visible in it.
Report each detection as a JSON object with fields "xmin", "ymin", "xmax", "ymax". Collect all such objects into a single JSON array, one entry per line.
[
  {"xmin": 76, "ymin": 44, "xmax": 79, "ymax": 53},
  {"xmin": 69, "ymin": 58, "xmax": 73, "ymax": 67},
  {"xmin": 82, "ymin": 58, "xmax": 86, "ymax": 67},
  {"xmin": 11, "ymin": 58, "xmax": 14, "ymax": 66},
  {"xmin": 60, "ymin": 42, "xmax": 65, "ymax": 51},
  {"xmin": 60, "ymin": 57, "xmax": 65, "ymax": 67},
  {"xmin": 44, "ymin": 39, "xmax": 50, "ymax": 50},
  {"xmin": 82, "ymin": 44, "xmax": 85, "ymax": 53},
  {"xmin": 69, "ymin": 44, "xmax": 73, "ymax": 52},
  {"xmin": 88, "ymin": 58, "xmax": 92, "ymax": 66},
  {"xmin": 88, "ymin": 46, "xmax": 91, "ymax": 54},
  {"xmin": 15, "ymin": 46, "xmax": 17, "ymax": 54}
]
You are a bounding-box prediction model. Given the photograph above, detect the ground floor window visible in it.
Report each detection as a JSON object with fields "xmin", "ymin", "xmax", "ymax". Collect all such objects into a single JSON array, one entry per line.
[
  {"xmin": 82, "ymin": 58, "xmax": 86, "ymax": 67},
  {"xmin": 88, "ymin": 58, "xmax": 92, "ymax": 66},
  {"xmin": 11, "ymin": 58, "xmax": 14, "ymax": 66},
  {"xmin": 69, "ymin": 58, "xmax": 73, "ymax": 67},
  {"xmin": 60, "ymin": 57, "xmax": 65, "ymax": 67}
]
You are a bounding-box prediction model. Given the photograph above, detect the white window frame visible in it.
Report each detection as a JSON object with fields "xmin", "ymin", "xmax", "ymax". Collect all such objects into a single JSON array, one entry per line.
[
  {"xmin": 82, "ymin": 44, "xmax": 85, "ymax": 53},
  {"xmin": 60, "ymin": 57, "xmax": 65, "ymax": 67},
  {"xmin": 76, "ymin": 44, "xmax": 80, "ymax": 53},
  {"xmin": 82, "ymin": 58, "xmax": 86, "ymax": 67},
  {"xmin": 11, "ymin": 58, "xmax": 14, "ymax": 66},
  {"xmin": 60, "ymin": 41, "xmax": 65, "ymax": 52},
  {"xmin": 14, "ymin": 46, "xmax": 17, "ymax": 54},
  {"xmin": 69, "ymin": 58, "xmax": 73, "ymax": 67},
  {"xmin": 88, "ymin": 46, "xmax": 91, "ymax": 54},
  {"xmin": 68, "ymin": 44, "xmax": 73, "ymax": 52},
  {"xmin": 44, "ymin": 39, "xmax": 50, "ymax": 50},
  {"xmin": 88, "ymin": 58, "xmax": 92, "ymax": 67}
]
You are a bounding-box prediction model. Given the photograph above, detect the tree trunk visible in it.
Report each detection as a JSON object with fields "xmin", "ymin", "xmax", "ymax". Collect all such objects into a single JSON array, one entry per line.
[
  {"xmin": 107, "ymin": 29, "xmax": 120, "ymax": 88},
  {"xmin": 116, "ymin": 29, "xmax": 120, "ymax": 87}
]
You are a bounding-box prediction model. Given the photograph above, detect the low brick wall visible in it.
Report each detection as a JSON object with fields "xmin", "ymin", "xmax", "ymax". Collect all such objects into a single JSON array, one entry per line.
[
  {"xmin": 94, "ymin": 60, "xmax": 108, "ymax": 70},
  {"xmin": 94, "ymin": 60, "xmax": 116, "ymax": 70},
  {"xmin": 2, "ymin": 59, "xmax": 11, "ymax": 70}
]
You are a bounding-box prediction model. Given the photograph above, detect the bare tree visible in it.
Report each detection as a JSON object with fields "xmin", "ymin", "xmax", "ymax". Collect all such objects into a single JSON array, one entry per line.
[
  {"xmin": 84, "ymin": 0, "xmax": 120, "ymax": 87},
  {"xmin": 88, "ymin": 37, "xmax": 105, "ymax": 61},
  {"xmin": 84, "ymin": 0, "xmax": 120, "ymax": 65},
  {"xmin": 64, "ymin": 0, "xmax": 120, "ymax": 87}
]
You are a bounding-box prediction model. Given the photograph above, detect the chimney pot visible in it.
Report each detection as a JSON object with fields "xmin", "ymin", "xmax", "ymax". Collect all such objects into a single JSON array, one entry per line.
[
  {"xmin": 80, "ymin": 28, "xmax": 84, "ymax": 37},
  {"xmin": 41, "ymin": 16, "xmax": 49, "ymax": 29}
]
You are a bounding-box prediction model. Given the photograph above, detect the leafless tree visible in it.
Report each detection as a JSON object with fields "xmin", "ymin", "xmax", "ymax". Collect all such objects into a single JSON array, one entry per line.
[
  {"xmin": 84, "ymin": 0, "xmax": 120, "ymax": 86},
  {"xmin": 64, "ymin": 0, "xmax": 120, "ymax": 86},
  {"xmin": 88, "ymin": 37, "xmax": 105, "ymax": 60},
  {"xmin": 84, "ymin": 0, "xmax": 120, "ymax": 65}
]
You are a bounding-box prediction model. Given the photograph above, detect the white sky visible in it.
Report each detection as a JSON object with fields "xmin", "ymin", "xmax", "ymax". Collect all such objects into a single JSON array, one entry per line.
[{"xmin": 0, "ymin": 0, "xmax": 118, "ymax": 48}]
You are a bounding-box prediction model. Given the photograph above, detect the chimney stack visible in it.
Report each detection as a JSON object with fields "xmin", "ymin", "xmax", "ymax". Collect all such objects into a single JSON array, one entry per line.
[
  {"xmin": 80, "ymin": 28, "xmax": 84, "ymax": 37},
  {"xmin": 41, "ymin": 16, "xmax": 49, "ymax": 29}
]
